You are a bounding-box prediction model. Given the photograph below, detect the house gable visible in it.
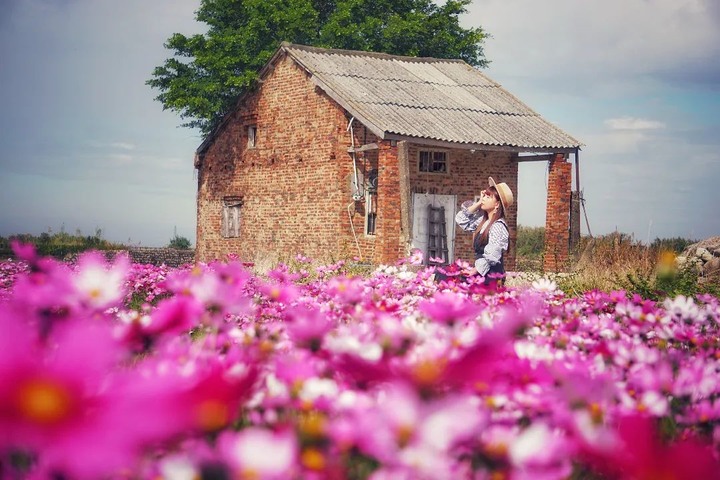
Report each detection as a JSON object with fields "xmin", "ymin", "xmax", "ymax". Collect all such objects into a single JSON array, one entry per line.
[{"xmin": 196, "ymin": 53, "xmax": 355, "ymax": 264}]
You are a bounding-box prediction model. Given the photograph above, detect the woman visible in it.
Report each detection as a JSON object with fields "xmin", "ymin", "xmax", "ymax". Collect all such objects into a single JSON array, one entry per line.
[{"xmin": 455, "ymin": 177, "xmax": 514, "ymax": 285}]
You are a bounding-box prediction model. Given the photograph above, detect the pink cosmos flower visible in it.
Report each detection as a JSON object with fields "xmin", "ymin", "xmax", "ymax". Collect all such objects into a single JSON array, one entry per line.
[
  {"xmin": 418, "ymin": 291, "xmax": 481, "ymax": 325},
  {"xmin": 162, "ymin": 261, "xmax": 253, "ymax": 316},
  {"xmin": 178, "ymin": 363, "xmax": 259, "ymax": 433},
  {"xmin": 284, "ymin": 303, "xmax": 333, "ymax": 350},
  {"xmin": 409, "ymin": 249, "xmax": 424, "ymax": 265},
  {"xmin": 585, "ymin": 414, "xmax": 720, "ymax": 480},
  {"xmin": 0, "ymin": 317, "xmax": 156, "ymax": 478},
  {"xmin": 146, "ymin": 295, "xmax": 205, "ymax": 336}
]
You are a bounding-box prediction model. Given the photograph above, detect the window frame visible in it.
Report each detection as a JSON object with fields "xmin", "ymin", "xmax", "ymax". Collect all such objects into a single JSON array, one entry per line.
[
  {"xmin": 365, "ymin": 189, "xmax": 377, "ymax": 236},
  {"xmin": 221, "ymin": 197, "xmax": 243, "ymax": 238},
  {"xmin": 364, "ymin": 169, "xmax": 378, "ymax": 236},
  {"xmin": 417, "ymin": 149, "xmax": 449, "ymax": 174},
  {"xmin": 247, "ymin": 125, "xmax": 257, "ymax": 149}
]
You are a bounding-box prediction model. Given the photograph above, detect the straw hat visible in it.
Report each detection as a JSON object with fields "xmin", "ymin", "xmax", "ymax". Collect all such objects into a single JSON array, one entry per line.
[{"xmin": 488, "ymin": 177, "xmax": 513, "ymax": 214}]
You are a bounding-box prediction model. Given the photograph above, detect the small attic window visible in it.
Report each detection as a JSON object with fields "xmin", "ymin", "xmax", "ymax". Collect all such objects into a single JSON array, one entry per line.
[
  {"xmin": 418, "ymin": 150, "xmax": 447, "ymax": 174},
  {"xmin": 247, "ymin": 125, "xmax": 257, "ymax": 148}
]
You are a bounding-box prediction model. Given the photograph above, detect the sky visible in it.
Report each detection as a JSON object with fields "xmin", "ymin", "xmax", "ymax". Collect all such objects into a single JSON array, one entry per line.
[{"xmin": 1, "ymin": 0, "xmax": 719, "ymax": 247}]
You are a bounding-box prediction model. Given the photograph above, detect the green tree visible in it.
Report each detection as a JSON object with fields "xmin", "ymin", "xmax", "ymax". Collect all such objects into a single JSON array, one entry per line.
[
  {"xmin": 147, "ymin": 0, "xmax": 487, "ymax": 134},
  {"xmin": 168, "ymin": 234, "xmax": 193, "ymax": 250}
]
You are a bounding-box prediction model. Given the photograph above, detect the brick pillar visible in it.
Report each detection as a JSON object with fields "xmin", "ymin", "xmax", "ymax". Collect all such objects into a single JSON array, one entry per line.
[
  {"xmin": 544, "ymin": 155, "xmax": 572, "ymax": 272},
  {"xmin": 374, "ymin": 141, "xmax": 402, "ymax": 265}
]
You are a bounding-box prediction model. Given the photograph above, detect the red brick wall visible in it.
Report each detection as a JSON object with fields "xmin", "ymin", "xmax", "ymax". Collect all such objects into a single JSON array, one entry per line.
[
  {"xmin": 406, "ymin": 146, "xmax": 518, "ymax": 270},
  {"xmin": 196, "ymin": 53, "xmax": 350, "ymax": 264},
  {"xmin": 544, "ymin": 155, "xmax": 572, "ymax": 272},
  {"xmin": 374, "ymin": 141, "xmax": 403, "ymax": 264},
  {"xmin": 338, "ymin": 126, "xmax": 382, "ymax": 263},
  {"xmin": 195, "ymin": 53, "xmax": 521, "ymax": 268}
]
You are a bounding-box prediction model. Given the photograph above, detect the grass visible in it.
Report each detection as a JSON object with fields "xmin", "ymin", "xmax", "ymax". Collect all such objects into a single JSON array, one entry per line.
[{"xmin": 0, "ymin": 228, "xmax": 127, "ymax": 259}]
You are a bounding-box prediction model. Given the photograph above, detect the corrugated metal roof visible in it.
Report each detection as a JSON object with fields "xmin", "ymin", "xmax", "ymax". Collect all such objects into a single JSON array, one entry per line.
[{"xmin": 284, "ymin": 43, "xmax": 582, "ymax": 150}]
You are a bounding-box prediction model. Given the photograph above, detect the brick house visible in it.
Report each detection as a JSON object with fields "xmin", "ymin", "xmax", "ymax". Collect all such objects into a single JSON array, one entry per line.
[{"xmin": 194, "ymin": 43, "xmax": 582, "ymax": 270}]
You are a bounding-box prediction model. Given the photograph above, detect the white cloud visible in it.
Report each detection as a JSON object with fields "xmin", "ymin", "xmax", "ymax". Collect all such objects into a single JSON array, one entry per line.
[
  {"xmin": 604, "ymin": 117, "xmax": 666, "ymax": 131},
  {"xmin": 107, "ymin": 153, "xmax": 134, "ymax": 164},
  {"xmin": 110, "ymin": 142, "xmax": 136, "ymax": 150},
  {"xmin": 582, "ymin": 131, "xmax": 650, "ymax": 155},
  {"xmin": 468, "ymin": 0, "xmax": 720, "ymax": 88},
  {"xmin": 87, "ymin": 141, "xmax": 136, "ymax": 150}
]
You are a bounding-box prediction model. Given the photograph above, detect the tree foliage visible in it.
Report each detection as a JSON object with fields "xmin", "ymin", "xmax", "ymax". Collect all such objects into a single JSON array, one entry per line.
[
  {"xmin": 147, "ymin": 0, "xmax": 488, "ymax": 134},
  {"xmin": 168, "ymin": 234, "xmax": 193, "ymax": 250}
]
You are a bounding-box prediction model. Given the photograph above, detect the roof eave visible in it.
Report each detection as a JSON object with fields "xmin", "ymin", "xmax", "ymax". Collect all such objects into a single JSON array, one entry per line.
[{"xmin": 383, "ymin": 133, "xmax": 581, "ymax": 154}]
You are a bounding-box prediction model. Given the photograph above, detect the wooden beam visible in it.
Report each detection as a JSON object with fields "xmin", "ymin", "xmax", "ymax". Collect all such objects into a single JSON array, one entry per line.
[
  {"xmin": 515, "ymin": 154, "xmax": 556, "ymax": 162},
  {"xmin": 347, "ymin": 143, "xmax": 379, "ymax": 153}
]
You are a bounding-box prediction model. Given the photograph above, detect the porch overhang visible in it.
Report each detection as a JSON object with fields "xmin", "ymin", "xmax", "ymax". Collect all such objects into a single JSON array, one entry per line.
[{"xmin": 382, "ymin": 133, "xmax": 579, "ymax": 154}]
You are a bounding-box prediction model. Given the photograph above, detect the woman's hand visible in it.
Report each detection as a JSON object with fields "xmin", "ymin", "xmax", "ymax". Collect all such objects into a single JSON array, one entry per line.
[{"xmin": 467, "ymin": 198, "xmax": 483, "ymax": 214}]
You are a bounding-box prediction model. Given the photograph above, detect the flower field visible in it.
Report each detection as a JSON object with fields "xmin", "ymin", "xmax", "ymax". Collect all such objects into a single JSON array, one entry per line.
[{"xmin": 1, "ymin": 243, "xmax": 720, "ymax": 480}]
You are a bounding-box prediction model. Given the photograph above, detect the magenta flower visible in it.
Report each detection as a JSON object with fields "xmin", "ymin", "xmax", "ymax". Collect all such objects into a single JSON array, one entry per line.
[
  {"xmin": 146, "ymin": 295, "xmax": 205, "ymax": 336},
  {"xmin": 0, "ymin": 317, "xmax": 153, "ymax": 478},
  {"xmin": 418, "ymin": 291, "xmax": 481, "ymax": 325},
  {"xmin": 588, "ymin": 414, "xmax": 720, "ymax": 479},
  {"xmin": 284, "ymin": 304, "xmax": 333, "ymax": 350}
]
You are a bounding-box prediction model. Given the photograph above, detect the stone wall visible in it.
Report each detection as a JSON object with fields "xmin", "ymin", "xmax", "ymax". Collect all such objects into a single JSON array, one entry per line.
[
  {"xmin": 678, "ymin": 236, "xmax": 720, "ymax": 286},
  {"xmin": 65, "ymin": 248, "xmax": 196, "ymax": 267}
]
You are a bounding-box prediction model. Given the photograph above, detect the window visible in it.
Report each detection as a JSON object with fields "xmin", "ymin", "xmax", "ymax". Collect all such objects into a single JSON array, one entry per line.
[
  {"xmin": 365, "ymin": 169, "xmax": 378, "ymax": 236},
  {"xmin": 221, "ymin": 197, "xmax": 243, "ymax": 238},
  {"xmin": 247, "ymin": 125, "xmax": 257, "ymax": 148},
  {"xmin": 365, "ymin": 190, "xmax": 377, "ymax": 236},
  {"xmin": 418, "ymin": 150, "xmax": 447, "ymax": 173}
]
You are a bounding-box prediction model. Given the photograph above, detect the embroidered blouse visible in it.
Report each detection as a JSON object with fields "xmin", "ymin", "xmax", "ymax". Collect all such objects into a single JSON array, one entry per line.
[{"xmin": 455, "ymin": 200, "xmax": 509, "ymax": 276}]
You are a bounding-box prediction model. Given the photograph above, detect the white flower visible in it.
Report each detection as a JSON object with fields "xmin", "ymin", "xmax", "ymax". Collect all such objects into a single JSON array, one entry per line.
[
  {"xmin": 663, "ymin": 295, "xmax": 702, "ymax": 323},
  {"xmin": 299, "ymin": 378, "xmax": 339, "ymax": 402},
  {"xmin": 409, "ymin": 249, "xmax": 424, "ymax": 265},
  {"xmin": 531, "ymin": 278, "xmax": 557, "ymax": 293},
  {"xmin": 639, "ymin": 390, "xmax": 669, "ymax": 416},
  {"xmin": 73, "ymin": 252, "xmax": 129, "ymax": 309},
  {"xmin": 509, "ymin": 423, "xmax": 552, "ymax": 466},
  {"xmin": 158, "ymin": 455, "xmax": 198, "ymax": 480},
  {"xmin": 229, "ymin": 428, "xmax": 296, "ymax": 477}
]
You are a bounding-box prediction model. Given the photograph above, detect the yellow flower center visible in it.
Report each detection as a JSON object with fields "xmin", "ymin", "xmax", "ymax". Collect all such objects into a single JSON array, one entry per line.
[
  {"xmin": 196, "ymin": 400, "xmax": 229, "ymax": 431},
  {"xmin": 17, "ymin": 379, "xmax": 73, "ymax": 425},
  {"xmin": 412, "ymin": 358, "xmax": 445, "ymax": 385},
  {"xmin": 589, "ymin": 402, "xmax": 604, "ymax": 424},
  {"xmin": 299, "ymin": 411, "xmax": 326, "ymax": 438},
  {"xmin": 396, "ymin": 424, "xmax": 414, "ymax": 447},
  {"xmin": 301, "ymin": 448, "xmax": 326, "ymax": 471}
]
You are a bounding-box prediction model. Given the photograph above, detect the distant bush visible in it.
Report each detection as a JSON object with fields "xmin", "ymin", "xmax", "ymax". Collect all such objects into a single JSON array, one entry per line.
[
  {"xmin": 167, "ymin": 234, "xmax": 192, "ymax": 250},
  {"xmin": 516, "ymin": 225, "xmax": 544, "ymax": 258},
  {"xmin": 650, "ymin": 236, "xmax": 698, "ymax": 254},
  {"xmin": 0, "ymin": 227, "xmax": 125, "ymax": 259}
]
